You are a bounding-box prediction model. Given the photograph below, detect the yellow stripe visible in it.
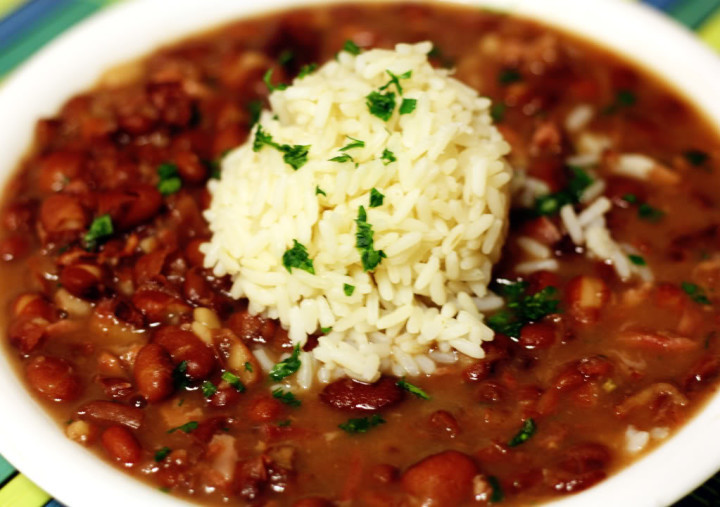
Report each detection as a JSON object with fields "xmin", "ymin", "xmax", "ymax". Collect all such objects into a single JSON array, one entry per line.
[
  {"xmin": 698, "ymin": 8, "xmax": 720, "ymax": 51},
  {"xmin": 0, "ymin": 0, "xmax": 25, "ymax": 18},
  {"xmin": 0, "ymin": 474, "xmax": 50, "ymax": 507}
]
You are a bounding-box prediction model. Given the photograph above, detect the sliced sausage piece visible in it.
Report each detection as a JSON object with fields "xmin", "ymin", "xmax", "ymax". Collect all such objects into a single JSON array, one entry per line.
[{"xmin": 319, "ymin": 376, "xmax": 404, "ymax": 412}]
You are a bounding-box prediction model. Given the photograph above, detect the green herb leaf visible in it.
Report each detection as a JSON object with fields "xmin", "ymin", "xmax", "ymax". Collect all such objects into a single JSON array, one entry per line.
[
  {"xmin": 339, "ymin": 414, "xmax": 385, "ymax": 434},
  {"xmin": 343, "ymin": 283, "xmax": 356, "ymax": 296},
  {"xmin": 84, "ymin": 214, "xmax": 114, "ymax": 249},
  {"xmin": 498, "ymin": 68, "xmax": 522, "ymax": 85},
  {"xmin": 622, "ymin": 193, "xmax": 638, "ymax": 204},
  {"xmin": 490, "ymin": 102, "xmax": 506, "ymax": 123},
  {"xmin": 277, "ymin": 419, "xmax": 292, "ymax": 427},
  {"xmin": 487, "ymin": 281, "xmax": 560, "ymax": 338},
  {"xmin": 282, "ymin": 239, "xmax": 315, "ymax": 274},
  {"xmin": 340, "ymin": 136, "xmax": 365, "ymax": 152},
  {"xmin": 399, "ymin": 98, "xmax": 417, "ymax": 115},
  {"xmin": 320, "ymin": 326, "xmax": 333, "ymax": 334},
  {"xmin": 681, "ymin": 281, "xmax": 711, "ymax": 305},
  {"xmin": 381, "ymin": 149, "xmax": 396, "ymax": 165},
  {"xmin": 379, "ymin": 69, "xmax": 412, "ymax": 95},
  {"xmin": 201, "ymin": 380, "xmax": 217, "ymax": 398},
  {"xmin": 167, "ymin": 421, "xmax": 198, "ymax": 434},
  {"xmin": 343, "ymin": 40, "xmax": 361, "ymax": 55},
  {"xmin": 488, "ymin": 476, "xmax": 504, "ymax": 503},
  {"xmin": 508, "ymin": 418, "xmax": 536, "ymax": 447},
  {"xmin": 263, "ymin": 68, "xmax": 287, "ymax": 92},
  {"xmin": 269, "ymin": 344, "xmax": 302, "ymax": 381},
  {"xmin": 248, "ymin": 100, "xmax": 263, "ymax": 127},
  {"xmin": 603, "ymin": 89, "xmax": 636, "ymax": 114},
  {"xmin": 278, "ymin": 49, "xmax": 295, "ymax": 67},
  {"xmin": 329, "ymin": 154, "xmax": 355, "ymax": 164},
  {"xmin": 534, "ymin": 166, "xmax": 592, "ymax": 216},
  {"xmin": 244, "ymin": 362, "xmax": 253, "ymax": 373},
  {"xmin": 272, "ymin": 388, "xmax": 302, "ymax": 407},
  {"xmin": 172, "ymin": 360, "xmax": 190, "ymax": 390},
  {"xmin": 366, "ymin": 91, "xmax": 396, "ymax": 121},
  {"xmin": 628, "ymin": 254, "xmax": 646, "ymax": 266},
  {"xmin": 315, "ymin": 186, "xmax": 327, "ymax": 196},
  {"xmin": 396, "ymin": 377, "xmax": 430, "ymax": 400},
  {"xmin": 684, "ymin": 150, "xmax": 709, "ymax": 167},
  {"xmin": 355, "ymin": 206, "xmax": 386, "ymax": 272},
  {"xmin": 638, "ymin": 203, "xmax": 664, "ymax": 222},
  {"xmin": 297, "ymin": 63, "xmax": 318, "ymax": 79},
  {"xmin": 428, "ymin": 44, "xmax": 454, "ymax": 68},
  {"xmin": 252, "ymin": 125, "xmax": 309, "ymax": 170},
  {"xmin": 156, "ymin": 162, "xmax": 182, "ymax": 196},
  {"xmin": 369, "ymin": 188, "xmax": 385, "ymax": 208},
  {"xmin": 221, "ymin": 371, "xmax": 246, "ymax": 392},
  {"xmin": 154, "ymin": 447, "xmax": 171, "ymax": 462}
]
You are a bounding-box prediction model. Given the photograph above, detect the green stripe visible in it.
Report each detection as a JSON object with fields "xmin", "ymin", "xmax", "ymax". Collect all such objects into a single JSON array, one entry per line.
[
  {"xmin": 0, "ymin": 474, "xmax": 50, "ymax": 506},
  {"xmin": 0, "ymin": 1, "xmax": 101, "ymax": 77},
  {"xmin": 668, "ymin": 0, "xmax": 720, "ymax": 29},
  {"xmin": 0, "ymin": 454, "xmax": 14, "ymax": 485},
  {"xmin": 699, "ymin": 7, "xmax": 720, "ymax": 50}
]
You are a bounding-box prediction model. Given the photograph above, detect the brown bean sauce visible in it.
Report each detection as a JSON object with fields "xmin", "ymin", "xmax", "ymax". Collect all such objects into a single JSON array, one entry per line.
[{"xmin": 2, "ymin": 2, "xmax": 720, "ymax": 505}]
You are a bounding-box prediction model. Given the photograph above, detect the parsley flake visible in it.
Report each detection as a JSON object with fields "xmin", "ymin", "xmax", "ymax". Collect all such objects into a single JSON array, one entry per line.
[
  {"xmin": 508, "ymin": 418, "xmax": 536, "ymax": 447},
  {"xmin": 263, "ymin": 68, "xmax": 287, "ymax": 92},
  {"xmin": 269, "ymin": 344, "xmax": 302, "ymax": 381},
  {"xmin": 201, "ymin": 380, "xmax": 217, "ymax": 398},
  {"xmin": 329, "ymin": 154, "xmax": 356, "ymax": 165},
  {"xmin": 248, "ymin": 100, "xmax": 263, "ymax": 127},
  {"xmin": 253, "ymin": 125, "xmax": 309, "ymax": 170},
  {"xmin": 272, "ymin": 388, "xmax": 302, "ymax": 407},
  {"xmin": 167, "ymin": 421, "xmax": 198, "ymax": 434},
  {"xmin": 684, "ymin": 150, "xmax": 709, "ymax": 167},
  {"xmin": 172, "ymin": 360, "xmax": 190, "ymax": 390},
  {"xmin": 487, "ymin": 281, "xmax": 560, "ymax": 338},
  {"xmin": 339, "ymin": 414, "xmax": 385, "ymax": 434},
  {"xmin": 157, "ymin": 162, "xmax": 182, "ymax": 196},
  {"xmin": 244, "ymin": 362, "xmax": 253, "ymax": 373},
  {"xmin": 343, "ymin": 283, "xmax": 356, "ymax": 296},
  {"xmin": 282, "ymin": 239, "xmax": 315, "ymax": 274},
  {"xmin": 399, "ymin": 98, "xmax": 417, "ymax": 115},
  {"xmin": 381, "ymin": 149, "xmax": 396, "ymax": 165},
  {"xmin": 369, "ymin": 188, "xmax": 384, "ymax": 208},
  {"xmin": 535, "ymin": 166, "xmax": 592, "ymax": 216},
  {"xmin": 221, "ymin": 371, "xmax": 246, "ymax": 392},
  {"xmin": 315, "ymin": 186, "xmax": 327, "ymax": 196},
  {"xmin": 628, "ymin": 254, "xmax": 646, "ymax": 266},
  {"xmin": 380, "ymin": 69, "xmax": 412, "ymax": 95},
  {"xmin": 490, "ymin": 102, "xmax": 506, "ymax": 123},
  {"xmin": 638, "ymin": 203, "xmax": 664, "ymax": 222},
  {"xmin": 297, "ymin": 63, "xmax": 317, "ymax": 79},
  {"xmin": 397, "ymin": 377, "xmax": 430, "ymax": 400},
  {"xmin": 682, "ymin": 282, "xmax": 711, "ymax": 305},
  {"xmin": 340, "ymin": 136, "xmax": 365, "ymax": 152},
  {"xmin": 488, "ymin": 476, "xmax": 504, "ymax": 503},
  {"xmin": 84, "ymin": 214, "xmax": 113, "ymax": 250},
  {"xmin": 343, "ymin": 40, "xmax": 362, "ymax": 55},
  {"xmin": 498, "ymin": 68, "xmax": 522, "ymax": 85},
  {"xmin": 355, "ymin": 206, "xmax": 386, "ymax": 272},
  {"xmin": 603, "ymin": 89, "xmax": 636, "ymax": 114},
  {"xmin": 320, "ymin": 326, "xmax": 333, "ymax": 334},
  {"xmin": 622, "ymin": 193, "xmax": 638, "ymax": 204},
  {"xmin": 154, "ymin": 447, "xmax": 171, "ymax": 462},
  {"xmin": 366, "ymin": 91, "xmax": 396, "ymax": 121}
]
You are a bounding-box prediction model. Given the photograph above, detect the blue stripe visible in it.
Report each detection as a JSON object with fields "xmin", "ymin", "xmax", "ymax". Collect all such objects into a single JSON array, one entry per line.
[
  {"xmin": 641, "ymin": 0, "xmax": 681, "ymax": 10},
  {"xmin": 44, "ymin": 500, "xmax": 66, "ymax": 507},
  {"xmin": 0, "ymin": 0, "xmax": 72, "ymax": 49}
]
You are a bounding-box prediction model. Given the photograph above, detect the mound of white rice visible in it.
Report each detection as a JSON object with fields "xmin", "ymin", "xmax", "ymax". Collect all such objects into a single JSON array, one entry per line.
[{"xmin": 202, "ymin": 42, "xmax": 512, "ymax": 383}]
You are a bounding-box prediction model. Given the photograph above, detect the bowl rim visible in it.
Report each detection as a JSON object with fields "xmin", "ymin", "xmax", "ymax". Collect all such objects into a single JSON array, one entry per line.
[{"xmin": 1, "ymin": 0, "xmax": 720, "ymax": 506}]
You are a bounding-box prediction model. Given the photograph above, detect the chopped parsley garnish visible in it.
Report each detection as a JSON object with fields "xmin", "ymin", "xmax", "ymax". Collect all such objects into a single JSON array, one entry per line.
[
  {"xmin": 84, "ymin": 214, "xmax": 113, "ymax": 250},
  {"xmin": 263, "ymin": 68, "xmax": 288, "ymax": 92},
  {"xmin": 315, "ymin": 186, "xmax": 327, "ymax": 196},
  {"xmin": 339, "ymin": 414, "xmax": 385, "ymax": 434},
  {"xmin": 490, "ymin": 102, "xmax": 506, "ymax": 123},
  {"xmin": 380, "ymin": 70, "xmax": 412, "ymax": 95},
  {"xmin": 272, "ymin": 388, "xmax": 301, "ymax": 407},
  {"xmin": 498, "ymin": 68, "xmax": 522, "ymax": 85},
  {"xmin": 366, "ymin": 91, "xmax": 396, "ymax": 121},
  {"xmin": 167, "ymin": 421, "xmax": 198, "ymax": 434},
  {"xmin": 603, "ymin": 89, "xmax": 637, "ymax": 114},
  {"xmin": 154, "ymin": 447, "xmax": 171, "ymax": 462},
  {"xmin": 157, "ymin": 162, "xmax": 182, "ymax": 196},
  {"xmin": 343, "ymin": 39, "xmax": 361, "ymax": 55},
  {"xmin": 159, "ymin": 487, "xmax": 171, "ymax": 494},
  {"xmin": 682, "ymin": 282, "xmax": 711, "ymax": 305},
  {"xmin": 488, "ymin": 476, "xmax": 504, "ymax": 503},
  {"xmin": 508, "ymin": 418, "xmax": 536, "ymax": 447},
  {"xmin": 201, "ymin": 380, "xmax": 217, "ymax": 398},
  {"xmin": 534, "ymin": 166, "xmax": 592, "ymax": 216},
  {"xmin": 269, "ymin": 344, "xmax": 302, "ymax": 381},
  {"xmin": 637, "ymin": 203, "xmax": 665, "ymax": 222},
  {"xmin": 684, "ymin": 150, "xmax": 709, "ymax": 167},
  {"xmin": 252, "ymin": 125, "xmax": 309, "ymax": 170},
  {"xmin": 343, "ymin": 283, "xmax": 356, "ymax": 296},
  {"xmin": 278, "ymin": 49, "xmax": 295, "ymax": 67},
  {"xmin": 329, "ymin": 154, "xmax": 356, "ymax": 165},
  {"xmin": 628, "ymin": 254, "xmax": 646, "ymax": 266},
  {"xmin": 340, "ymin": 136, "xmax": 365, "ymax": 151},
  {"xmin": 221, "ymin": 371, "xmax": 246, "ymax": 392},
  {"xmin": 381, "ymin": 149, "xmax": 396, "ymax": 165},
  {"xmin": 282, "ymin": 239, "xmax": 315, "ymax": 274},
  {"xmin": 369, "ymin": 188, "xmax": 385, "ymax": 208},
  {"xmin": 244, "ymin": 362, "xmax": 253, "ymax": 373},
  {"xmin": 487, "ymin": 281, "xmax": 560, "ymax": 338},
  {"xmin": 396, "ymin": 377, "xmax": 430, "ymax": 400},
  {"xmin": 428, "ymin": 44, "xmax": 454, "ymax": 68},
  {"xmin": 277, "ymin": 419, "xmax": 292, "ymax": 427},
  {"xmin": 355, "ymin": 205, "xmax": 386, "ymax": 272},
  {"xmin": 248, "ymin": 100, "xmax": 263, "ymax": 126},
  {"xmin": 172, "ymin": 360, "xmax": 190, "ymax": 390},
  {"xmin": 622, "ymin": 193, "xmax": 638, "ymax": 204},
  {"xmin": 297, "ymin": 63, "xmax": 318, "ymax": 79},
  {"xmin": 320, "ymin": 326, "xmax": 333, "ymax": 334},
  {"xmin": 399, "ymin": 98, "xmax": 417, "ymax": 115}
]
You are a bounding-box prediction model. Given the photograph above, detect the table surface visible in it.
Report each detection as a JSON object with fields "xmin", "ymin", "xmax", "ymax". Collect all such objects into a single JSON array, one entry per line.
[{"xmin": 1, "ymin": 0, "xmax": 720, "ymax": 506}]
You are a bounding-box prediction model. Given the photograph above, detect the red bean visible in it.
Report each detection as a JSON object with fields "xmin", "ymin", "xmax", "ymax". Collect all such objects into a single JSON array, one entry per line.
[
  {"xmin": 293, "ymin": 498, "xmax": 334, "ymax": 507},
  {"xmin": 519, "ymin": 321, "xmax": 557, "ymax": 349},
  {"xmin": 59, "ymin": 263, "xmax": 105, "ymax": 300},
  {"xmin": 133, "ymin": 249, "xmax": 168, "ymax": 284},
  {"xmin": 97, "ymin": 184, "xmax": 162, "ymax": 230},
  {"xmin": 402, "ymin": 451, "xmax": 478, "ymax": 505},
  {"xmin": 37, "ymin": 151, "xmax": 84, "ymax": 193},
  {"xmin": 39, "ymin": 194, "xmax": 87, "ymax": 236},
  {"xmin": 173, "ymin": 151, "xmax": 207, "ymax": 183},
  {"xmin": 26, "ymin": 356, "xmax": 81, "ymax": 402},
  {"xmin": 98, "ymin": 378, "xmax": 135, "ymax": 401},
  {"xmin": 133, "ymin": 343, "xmax": 174, "ymax": 403},
  {"xmin": 208, "ymin": 385, "xmax": 242, "ymax": 408},
  {"xmin": 463, "ymin": 360, "xmax": 493, "ymax": 382},
  {"xmin": 320, "ymin": 377, "xmax": 404, "ymax": 412},
  {"xmin": 0, "ymin": 234, "xmax": 29, "ymax": 261},
  {"xmin": 184, "ymin": 238, "xmax": 206, "ymax": 267},
  {"xmin": 557, "ymin": 443, "xmax": 611, "ymax": 474},
  {"xmin": 248, "ymin": 396, "xmax": 285, "ymax": 423},
  {"xmin": 227, "ymin": 311, "xmax": 278, "ymax": 344},
  {"xmin": 477, "ymin": 381, "xmax": 506, "ymax": 404},
  {"xmin": 101, "ymin": 425, "xmax": 142, "ymax": 466},
  {"xmin": 77, "ymin": 400, "xmax": 144, "ymax": 430},
  {"xmin": 148, "ymin": 82, "xmax": 193, "ymax": 127},
  {"xmin": 429, "ymin": 410, "xmax": 460, "ymax": 438},
  {"xmin": 8, "ymin": 317, "xmax": 49, "ymax": 354},
  {"xmin": 12, "ymin": 293, "xmax": 55, "ymax": 321},
  {"xmin": 2, "ymin": 200, "xmax": 35, "ymax": 231},
  {"xmin": 371, "ymin": 463, "xmax": 399, "ymax": 484},
  {"xmin": 522, "ymin": 216, "xmax": 562, "ymax": 246},
  {"xmin": 153, "ymin": 326, "xmax": 216, "ymax": 380},
  {"xmin": 131, "ymin": 289, "xmax": 191, "ymax": 324}
]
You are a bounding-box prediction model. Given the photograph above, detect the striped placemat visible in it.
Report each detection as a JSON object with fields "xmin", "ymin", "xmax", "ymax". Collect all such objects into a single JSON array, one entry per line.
[{"xmin": 0, "ymin": 0, "xmax": 719, "ymax": 506}]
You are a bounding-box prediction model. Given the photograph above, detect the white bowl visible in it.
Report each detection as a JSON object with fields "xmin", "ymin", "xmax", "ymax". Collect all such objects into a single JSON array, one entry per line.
[{"xmin": 1, "ymin": 0, "xmax": 719, "ymax": 506}]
